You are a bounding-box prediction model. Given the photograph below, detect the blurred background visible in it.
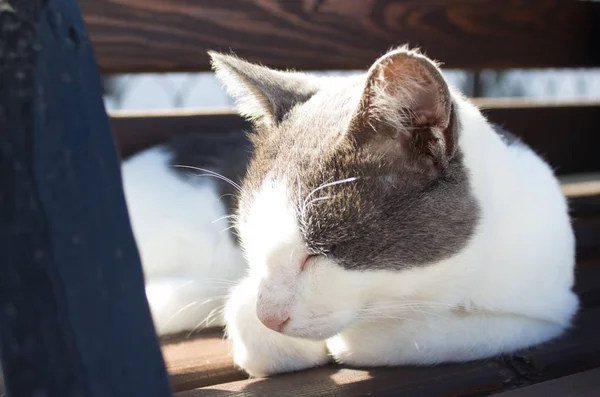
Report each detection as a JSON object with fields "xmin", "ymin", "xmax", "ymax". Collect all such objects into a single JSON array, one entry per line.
[{"xmin": 102, "ymin": 69, "xmax": 600, "ymax": 112}]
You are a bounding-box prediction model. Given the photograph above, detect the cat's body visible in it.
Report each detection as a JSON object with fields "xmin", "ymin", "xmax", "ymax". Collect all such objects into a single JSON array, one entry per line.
[
  {"xmin": 123, "ymin": 47, "xmax": 578, "ymax": 377},
  {"xmin": 121, "ymin": 132, "xmax": 250, "ymax": 335}
]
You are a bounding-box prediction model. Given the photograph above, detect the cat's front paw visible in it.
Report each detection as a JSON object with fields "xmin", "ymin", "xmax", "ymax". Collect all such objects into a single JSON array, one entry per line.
[
  {"xmin": 326, "ymin": 321, "xmax": 410, "ymax": 367},
  {"xmin": 327, "ymin": 332, "xmax": 377, "ymax": 367},
  {"xmin": 225, "ymin": 277, "xmax": 329, "ymax": 377}
]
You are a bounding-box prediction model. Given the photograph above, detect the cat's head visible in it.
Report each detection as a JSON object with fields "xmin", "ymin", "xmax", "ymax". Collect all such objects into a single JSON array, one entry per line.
[{"xmin": 211, "ymin": 47, "xmax": 479, "ymax": 340}]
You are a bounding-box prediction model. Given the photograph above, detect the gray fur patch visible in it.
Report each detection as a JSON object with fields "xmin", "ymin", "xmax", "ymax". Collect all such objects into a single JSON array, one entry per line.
[{"xmin": 299, "ymin": 141, "xmax": 479, "ymax": 270}]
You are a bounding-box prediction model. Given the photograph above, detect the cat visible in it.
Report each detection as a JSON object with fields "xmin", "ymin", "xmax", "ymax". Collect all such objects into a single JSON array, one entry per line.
[{"xmin": 123, "ymin": 46, "xmax": 578, "ymax": 378}]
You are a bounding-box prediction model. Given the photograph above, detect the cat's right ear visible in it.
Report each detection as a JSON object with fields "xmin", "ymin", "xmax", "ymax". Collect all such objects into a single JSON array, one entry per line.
[
  {"xmin": 209, "ymin": 52, "xmax": 319, "ymax": 127},
  {"xmin": 347, "ymin": 46, "xmax": 458, "ymax": 171}
]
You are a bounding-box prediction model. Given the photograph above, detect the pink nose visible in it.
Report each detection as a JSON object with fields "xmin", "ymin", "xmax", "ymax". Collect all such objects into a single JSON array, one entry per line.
[{"xmin": 259, "ymin": 316, "xmax": 290, "ymax": 332}]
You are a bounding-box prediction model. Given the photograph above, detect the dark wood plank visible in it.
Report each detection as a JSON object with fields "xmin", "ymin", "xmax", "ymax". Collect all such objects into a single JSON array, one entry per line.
[
  {"xmin": 161, "ymin": 330, "xmax": 245, "ymax": 392},
  {"xmin": 177, "ymin": 307, "xmax": 600, "ymax": 397},
  {"xmin": 111, "ymin": 109, "xmax": 248, "ymax": 160},
  {"xmin": 492, "ymin": 368, "xmax": 600, "ymax": 397},
  {"xmin": 574, "ymin": 257, "xmax": 600, "ymax": 310},
  {"xmin": 563, "ymin": 174, "xmax": 600, "ymax": 218},
  {"xmin": 0, "ymin": 0, "xmax": 171, "ymax": 395},
  {"xmin": 477, "ymin": 100, "xmax": 600, "ymax": 176},
  {"xmin": 111, "ymin": 101, "xmax": 600, "ymax": 176},
  {"xmin": 79, "ymin": 0, "xmax": 600, "ymax": 74}
]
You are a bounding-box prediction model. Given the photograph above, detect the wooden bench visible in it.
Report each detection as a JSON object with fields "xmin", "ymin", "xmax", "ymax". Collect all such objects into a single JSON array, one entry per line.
[
  {"xmin": 87, "ymin": 1, "xmax": 600, "ymax": 395},
  {"xmin": 1, "ymin": 0, "xmax": 597, "ymax": 396},
  {"xmin": 84, "ymin": 0, "xmax": 600, "ymax": 395}
]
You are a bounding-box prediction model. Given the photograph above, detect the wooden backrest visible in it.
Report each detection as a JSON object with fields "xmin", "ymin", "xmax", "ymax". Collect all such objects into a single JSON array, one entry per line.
[
  {"xmin": 80, "ymin": 0, "xmax": 599, "ymax": 73},
  {"xmin": 79, "ymin": 0, "xmax": 600, "ymax": 175},
  {"xmin": 74, "ymin": 2, "xmax": 600, "ymax": 394}
]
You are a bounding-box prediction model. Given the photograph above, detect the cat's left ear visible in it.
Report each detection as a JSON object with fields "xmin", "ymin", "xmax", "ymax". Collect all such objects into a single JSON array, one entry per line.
[
  {"xmin": 348, "ymin": 46, "xmax": 458, "ymax": 169},
  {"xmin": 209, "ymin": 52, "xmax": 319, "ymax": 127}
]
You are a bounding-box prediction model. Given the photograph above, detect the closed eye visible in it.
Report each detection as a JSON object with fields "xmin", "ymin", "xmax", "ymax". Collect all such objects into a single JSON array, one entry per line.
[{"xmin": 300, "ymin": 254, "xmax": 319, "ymax": 273}]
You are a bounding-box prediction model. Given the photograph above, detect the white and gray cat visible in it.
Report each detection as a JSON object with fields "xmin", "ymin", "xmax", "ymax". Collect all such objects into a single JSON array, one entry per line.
[{"xmin": 122, "ymin": 46, "xmax": 578, "ymax": 377}]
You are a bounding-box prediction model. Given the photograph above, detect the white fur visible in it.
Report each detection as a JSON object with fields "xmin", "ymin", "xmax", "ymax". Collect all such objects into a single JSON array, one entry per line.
[
  {"xmin": 225, "ymin": 91, "xmax": 578, "ymax": 376},
  {"xmin": 121, "ymin": 147, "xmax": 246, "ymax": 335},
  {"xmin": 122, "ymin": 55, "xmax": 577, "ymax": 376}
]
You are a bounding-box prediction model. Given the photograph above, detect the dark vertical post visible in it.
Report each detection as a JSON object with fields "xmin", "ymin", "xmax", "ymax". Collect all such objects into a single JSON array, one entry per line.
[
  {"xmin": 464, "ymin": 71, "xmax": 483, "ymax": 98},
  {"xmin": 472, "ymin": 71, "xmax": 483, "ymax": 98},
  {"xmin": 0, "ymin": 0, "xmax": 172, "ymax": 396}
]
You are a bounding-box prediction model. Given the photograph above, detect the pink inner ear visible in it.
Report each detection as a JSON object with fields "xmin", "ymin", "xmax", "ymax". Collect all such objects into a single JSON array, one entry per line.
[
  {"xmin": 414, "ymin": 111, "xmax": 439, "ymax": 127},
  {"xmin": 413, "ymin": 89, "xmax": 444, "ymax": 125},
  {"xmin": 349, "ymin": 50, "xmax": 452, "ymax": 159},
  {"xmin": 368, "ymin": 54, "xmax": 448, "ymax": 128},
  {"xmin": 380, "ymin": 58, "xmax": 446, "ymax": 126}
]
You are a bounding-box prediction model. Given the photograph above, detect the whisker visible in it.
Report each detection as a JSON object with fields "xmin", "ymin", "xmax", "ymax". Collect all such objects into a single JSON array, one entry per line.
[
  {"xmin": 356, "ymin": 300, "xmax": 473, "ymax": 323},
  {"xmin": 404, "ymin": 307, "xmax": 452, "ymax": 320},
  {"xmin": 204, "ymin": 305, "xmax": 225, "ymax": 326},
  {"xmin": 364, "ymin": 300, "xmax": 461, "ymax": 310},
  {"xmin": 166, "ymin": 280, "xmax": 195, "ymax": 292},
  {"xmin": 163, "ymin": 301, "xmax": 202, "ymax": 326},
  {"xmin": 212, "ymin": 214, "xmax": 237, "ymax": 224},
  {"xmin": 161, "ymin": 296, "xmax": 227, "ymax": 331},
  {"xmin": 173, "ymin": 165, "xmax": 245, "ymax": 194},
  {"xmin": 289, "ymin": 246, "xmax": 299, "ymax": 267},
  {"xmin": 304, "ymin": 195, "xmax": 332, "ymax": 209},
  {"xmin": 220, "ymin": 225, "xmax": 236, "ymax": 234},
  {"xmin": 200, "ymin": 277, "xmax": 240, "ymax": 286},
  {"xmin": 302, "ymin": 177, "xmax": 358, "ymax": 214},
  {"xmin": 187, "ymin": 304, "xmax": 226, "ymax": 337},
  {"xmin": 218, "ymin": 193, "xmax": 239, "ymax": 204},
  {"xmin": 195, "ymin": 280, "xmax": 239, "ymax": 287}
]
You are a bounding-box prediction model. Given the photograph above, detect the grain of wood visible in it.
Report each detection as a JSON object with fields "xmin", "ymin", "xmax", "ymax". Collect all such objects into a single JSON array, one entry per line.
[
  {"xmin": 492, "ymin": 368, "xmax": 600, "ymax": 397},
  {"xmin": 79, "ymin": 0, "xmax": 600, "ymax": 73},
  {"xmin": 161, "ymin": 330, "xmax": 245, "ymax": 392}
]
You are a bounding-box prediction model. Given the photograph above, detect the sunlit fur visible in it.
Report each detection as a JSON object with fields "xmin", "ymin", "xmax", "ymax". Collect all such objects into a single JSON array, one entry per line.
[
  {"xmin": 223, "ymin": 95, "xmax": 577, "ymax": 376},
  {"xmin": 216, "ymin": 48, "xmax": 578, "ymax": 377},
  {"xmin": 122, "ymin": 147, "xmax": 246, "ymax": 335},
  {"xmin": 122, "ymin": 47, "xmax": 577, "ymax": 378}
]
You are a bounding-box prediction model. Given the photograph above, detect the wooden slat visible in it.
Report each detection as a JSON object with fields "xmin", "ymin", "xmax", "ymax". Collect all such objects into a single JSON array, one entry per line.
[
  {"xmin": 177, "ymin": 307, "xmax": 600, "ymax": 397},
  {"xmin": 567, "ymin": 175, "xmax": 600, "ymax": 269},
  {"xmin": 562, "ymin": 173, "xmax": 600, "ymax": 198},
  {"xmin": 111, "ymin": 109, "xmax": 248, "ymax": 160},
  {"xmin": 477, "ymin": 100, "xmax": 600, "ymax": 176},
  {"xmin": 492, "ymin": 368, "xmax": 600, "ymax": 397},
  {"xmin": 80, "ymin": 0, "xmax": 600, "ymax": 74},
  {"xmin": 111, "ymin": 101, "xmax": 600, "ymax": 176},
  {"xmin": 161, "ymin": 330, "xmax": 244, "ymax": 392}
]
